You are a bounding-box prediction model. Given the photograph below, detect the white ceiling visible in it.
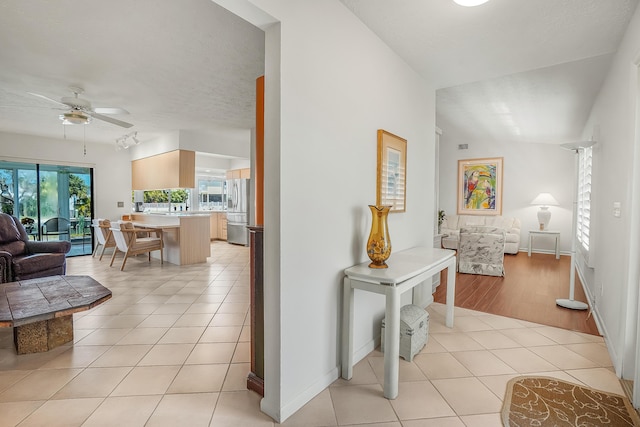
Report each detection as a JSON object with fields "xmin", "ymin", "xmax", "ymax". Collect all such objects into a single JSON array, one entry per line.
[
  {"xmin": 0, "ymin": 0, "xmax": 264, "ymax": 146},
  {"xmin": 0, "ymin": 0, "xmax": 637, "ymax": 149},
  {"xmin": 342, "ymin": 0, "xmax": 638, "ymax": 144}
]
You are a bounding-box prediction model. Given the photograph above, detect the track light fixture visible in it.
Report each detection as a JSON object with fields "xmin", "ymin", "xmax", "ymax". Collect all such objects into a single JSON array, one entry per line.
[{"xmin": 114, "ymin": 131, "xmax": 140, "ymax": 151}]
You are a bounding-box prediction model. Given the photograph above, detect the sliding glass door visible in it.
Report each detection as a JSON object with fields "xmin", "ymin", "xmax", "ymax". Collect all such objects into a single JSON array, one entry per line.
[{"xmin": 0, "ymin": 161, "xmax": 94, "ymax": 256}]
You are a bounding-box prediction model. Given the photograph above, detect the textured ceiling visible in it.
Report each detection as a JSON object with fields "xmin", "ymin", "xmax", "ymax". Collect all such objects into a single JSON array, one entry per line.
[
  {"xmin": 0, "ymin": 0, "xmax": 264, "ymax": 146},
  {"xmin": 436, "ymin": 54, "xmax": 615, "ymax": 144},
  {"xmin": 0, "ymin": 1, "xmax": 637, "ymax": 148},
  {"xmin": 341, "ymin": 0, "xmax": 638, "ymax": 144}
]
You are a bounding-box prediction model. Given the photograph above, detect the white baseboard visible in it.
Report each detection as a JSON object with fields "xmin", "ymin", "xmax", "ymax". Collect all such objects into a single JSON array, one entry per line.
[
  {"xmin": 260, "ymin": 397, "xmax": 280, "ymax": 423},
  {"xmin": 353, "ymin": 337, "xmax": 378, "ymax": 365},
  {"xmin": 520, "ymin": 248, "xmax": 569, "ymax": 256},
  {"xmin": 275, "ymin": 366, "xmax": 340, "ymax": 423},
  {"xmin": 578, "ymin": 270, "xmax": 618, "ymax": 374}
]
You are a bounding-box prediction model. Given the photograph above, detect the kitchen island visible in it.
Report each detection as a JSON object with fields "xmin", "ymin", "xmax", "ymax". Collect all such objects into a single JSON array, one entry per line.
[{"xmin": 130, "ymin": 213, "xmax": 211, "ymax": 265}]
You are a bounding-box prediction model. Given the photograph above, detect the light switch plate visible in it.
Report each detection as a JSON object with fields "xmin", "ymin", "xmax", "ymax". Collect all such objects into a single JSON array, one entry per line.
[{"xmin": 117, "ymin": 201, "xmax": 124, "ymax": 208}]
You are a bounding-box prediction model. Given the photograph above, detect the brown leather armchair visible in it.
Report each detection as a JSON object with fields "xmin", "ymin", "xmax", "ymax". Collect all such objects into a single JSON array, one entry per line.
[{"xmin": 0, "ymin": 213, "xmax": 71, "ymax": 283}]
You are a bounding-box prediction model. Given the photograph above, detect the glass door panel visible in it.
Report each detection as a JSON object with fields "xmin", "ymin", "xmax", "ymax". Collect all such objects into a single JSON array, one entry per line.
[
  {"xmin": 0, "ymin": 162, "xmax": 38, "ymax": 238},
  {"xmin": 0, "ymin": 160, "xmax": 93, "ymax": 256},
  {"xmin": 0, "ymin": 167, "xmax": 15, "ymax": 215},
  {"xmin": 17, "ymin": 167, "xmax": 38, "ymax": 239},
  {"xmin": 38, "ymin": 168, "xmax": 61, "ymax": 222},
  {"xmin": 68, "ymin": 169, "xmax": 93, "ymax": 256}
]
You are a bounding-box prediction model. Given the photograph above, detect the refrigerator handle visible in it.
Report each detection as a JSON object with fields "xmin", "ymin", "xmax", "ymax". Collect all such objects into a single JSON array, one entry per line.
[{"xmin": 234, "ymin": 183, "xmax": 239, "ymax": 210}]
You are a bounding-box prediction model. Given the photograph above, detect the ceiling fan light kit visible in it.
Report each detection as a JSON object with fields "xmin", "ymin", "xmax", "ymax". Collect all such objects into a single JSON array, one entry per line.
[{"xmin": 59, "ymin": 111, "xmax": 92, "ymax": 125}]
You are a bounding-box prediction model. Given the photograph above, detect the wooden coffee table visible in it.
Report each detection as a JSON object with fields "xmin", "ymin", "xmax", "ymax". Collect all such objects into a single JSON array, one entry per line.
[{"xmin": 0, "ymin": 275, "xmax": 112, "ymax": 354}]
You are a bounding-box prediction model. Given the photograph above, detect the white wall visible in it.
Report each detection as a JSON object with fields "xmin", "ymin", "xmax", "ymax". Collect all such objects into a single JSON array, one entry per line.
[
  {"xmin": 580, "ymin": 5, "xmax": 640, "ymax": 379},
  {"xmin": 195, "ymin": 153, "xmax": 233, "ymax": 171},
  {"xmin": 179, "ymin": 129, "xmax": 251, "ymax": 159},
  {"xmin": 0, "ymin": 131, "xmax": 132, "ymax": 221},
  {"xmin": 130, "ymin": 131, "xmax": 180, "ymax": 160},
  {"xmin": 437, "ymin": 130, "xmax": 575, "ymax": 254},
  {"xmin": 130, "ymin": 129, "xmax": 251, "ymax": 162},
  {"xmin": 227, "ymin": 0, "xmax": 436, "ymax": 422},
  {"xmin": 228, "ymin": 158, "xmax": 250, "ymax": 170}
]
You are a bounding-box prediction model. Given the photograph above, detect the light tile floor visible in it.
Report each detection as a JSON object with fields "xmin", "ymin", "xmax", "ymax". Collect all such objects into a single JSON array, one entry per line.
[{"xmin": 0, "ymin": 242, "xmax": 619, "ymax": 426}]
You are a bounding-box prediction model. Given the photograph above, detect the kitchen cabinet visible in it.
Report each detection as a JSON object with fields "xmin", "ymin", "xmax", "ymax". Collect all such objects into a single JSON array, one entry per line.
[
  {"xmin": 210, "ymin": 213, "xmax": 218, "ymax": 240},
  {"xmin": 209, "ymin": 212, "xmax": 227, "ymax": 241},
  {"xmin": 225, "ymin": 168, "xmax": 250, "ymax": 179},
  {"xmin": 132, "ymin": 149, "xmax": 195, "ymax": 190},
  {"xmin": 218, "ymin": 214, "xmax": 227, "ymax": 240},
  {"xmin": 130, "ymin": 213, "xmax": 210, "ymax": 265}
]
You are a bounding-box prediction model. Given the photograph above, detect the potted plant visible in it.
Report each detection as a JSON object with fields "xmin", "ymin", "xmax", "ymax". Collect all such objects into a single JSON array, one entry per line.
[
  {"xmin": 438, "ymin": 210, "xmax": 446, "ymax": 234},
  {"xmin": 21, "ymin": 217, "xmax": 35, "ymax": 234}
]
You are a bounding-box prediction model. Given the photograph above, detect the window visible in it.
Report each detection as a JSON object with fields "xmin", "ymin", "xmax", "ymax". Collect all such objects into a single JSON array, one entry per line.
[
  {"xmin": 0, "ymin": 160, "xmax": 93, "ymax": 256},
  {"xmin": 198, "ymin": 178, "xmax": 226, "ymax": 211},
  {"xmin": 134, "ymin": 189, "xmax": 191, "ymax": 212},
  {"xmin": 576, "ymin": 147, "xmax": 592, "ymax": 253}
]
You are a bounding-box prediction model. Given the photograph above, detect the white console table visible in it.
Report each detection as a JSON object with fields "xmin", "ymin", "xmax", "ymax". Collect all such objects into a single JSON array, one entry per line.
[
  {"xmin": 432, "ymin": 234, "xmax": 444, "ymax": 290},
  {"xmin": 528, "ymin": 230, "xmax": 560, "ymax": 259},
  {"xmin": 341, "ymin": 246, "xmax": 457, "ymax": 399}
]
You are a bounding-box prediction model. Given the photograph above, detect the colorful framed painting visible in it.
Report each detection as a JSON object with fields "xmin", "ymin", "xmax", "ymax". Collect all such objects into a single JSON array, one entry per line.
[
  {"xmin": 376, "ymin": 129, "xmax": 407, "ymax": 213},
  {"xmin": 457, "ymin": 157, "xmax": 503, "ymax": 215}
]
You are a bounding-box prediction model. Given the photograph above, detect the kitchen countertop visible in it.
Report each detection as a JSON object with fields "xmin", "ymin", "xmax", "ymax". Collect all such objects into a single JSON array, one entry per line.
[
  {"xmin": 134, "ymin": 211, "xmax": 222, "ymax": 217},
  {"xmin": 128, "ymin": 213, "xmax": 211, "ymax": 265}
]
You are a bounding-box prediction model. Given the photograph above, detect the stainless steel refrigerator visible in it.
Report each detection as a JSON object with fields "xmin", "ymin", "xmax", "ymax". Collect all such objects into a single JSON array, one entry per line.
[{"xmin": 226, "ymin": 178, "xmax": 249, "ymax": 245}]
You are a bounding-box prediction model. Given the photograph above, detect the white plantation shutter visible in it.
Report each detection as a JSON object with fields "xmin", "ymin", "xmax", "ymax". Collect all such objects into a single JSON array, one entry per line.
[{"xmin": 576, "ymin": 147, "xmax": 592, "ymax": 252}]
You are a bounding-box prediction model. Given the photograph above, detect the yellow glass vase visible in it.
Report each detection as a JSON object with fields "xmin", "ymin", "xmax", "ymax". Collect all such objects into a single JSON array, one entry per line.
[{"xmin": 367, "ymin": 205, "xmax": 392, "ymax": 269}]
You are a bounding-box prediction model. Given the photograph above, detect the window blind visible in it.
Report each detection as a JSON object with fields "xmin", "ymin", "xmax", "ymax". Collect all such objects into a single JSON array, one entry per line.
[{"xmin": 576, "ymin": 147, "xmax": 592, "ymax": 253}]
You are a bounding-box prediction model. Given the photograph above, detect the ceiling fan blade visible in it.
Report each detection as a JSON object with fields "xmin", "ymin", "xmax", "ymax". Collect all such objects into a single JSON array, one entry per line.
[
  {"xmin": 91, "ymin": 112, "xmax": 134, "ymax": 128},
  {"xmin": 0, "ymin": 105, "xmax": 64, "ymax": 110},
  {"xmin": 27, "ymin": 92, "xmax": 67, "ymax": 108},
  {"xmin": 93, "ymin": 107, "xmax": 130, "ymax": 115}
]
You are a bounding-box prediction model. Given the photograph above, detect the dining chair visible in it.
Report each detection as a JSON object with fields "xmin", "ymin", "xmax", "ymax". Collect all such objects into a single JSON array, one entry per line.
[
  {"xmin": 109, "ymin": 222, "xmax": 164, "ymax": 271},
  {"xmin": 92, "ymin": 219, "xmax": 116, "ymax": 260}
]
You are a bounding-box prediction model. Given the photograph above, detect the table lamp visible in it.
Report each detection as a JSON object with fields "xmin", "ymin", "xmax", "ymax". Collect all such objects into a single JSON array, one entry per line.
[{"xmin": 531, "ymin": 193, "xmax": 559, "ymax": 230}]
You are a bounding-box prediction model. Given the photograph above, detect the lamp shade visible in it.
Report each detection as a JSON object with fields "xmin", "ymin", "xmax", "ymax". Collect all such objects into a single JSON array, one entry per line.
[
  {"xmin": 531, "ymin": 193, "xmax": 558, "ymax": 230},
  {"xmin": 530, "ymin": 193, "xmax": 559, "ymax": 207}
]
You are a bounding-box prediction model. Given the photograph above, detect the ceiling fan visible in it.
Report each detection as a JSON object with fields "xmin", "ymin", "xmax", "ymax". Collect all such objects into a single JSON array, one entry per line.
[{"xmin": 29, "ymin": 86, "xmax": 133, "ymax": 128}]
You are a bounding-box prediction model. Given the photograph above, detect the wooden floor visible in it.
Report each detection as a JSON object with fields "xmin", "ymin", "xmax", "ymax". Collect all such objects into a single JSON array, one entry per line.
[{"xmin": 434, "ymin": 251, "xmax": 600, "ymax": 336}]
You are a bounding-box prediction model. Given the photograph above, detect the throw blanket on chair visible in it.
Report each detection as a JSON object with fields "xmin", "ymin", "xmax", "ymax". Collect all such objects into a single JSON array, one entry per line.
[{"xmin": 457, "ymin": 226, "xmax": 506, "ymax": 276}]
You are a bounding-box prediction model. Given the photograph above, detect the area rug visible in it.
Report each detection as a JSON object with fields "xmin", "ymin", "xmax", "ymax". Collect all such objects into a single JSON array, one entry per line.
[{"xmin": 502, "ymin": 376, "xmax": 640, "ymax": 426}]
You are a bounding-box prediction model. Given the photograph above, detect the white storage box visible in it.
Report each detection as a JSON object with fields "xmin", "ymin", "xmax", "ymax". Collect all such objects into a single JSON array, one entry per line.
[{"xmin": 381, "ymin": 304, "xmax": 429, "ymax": 362}]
